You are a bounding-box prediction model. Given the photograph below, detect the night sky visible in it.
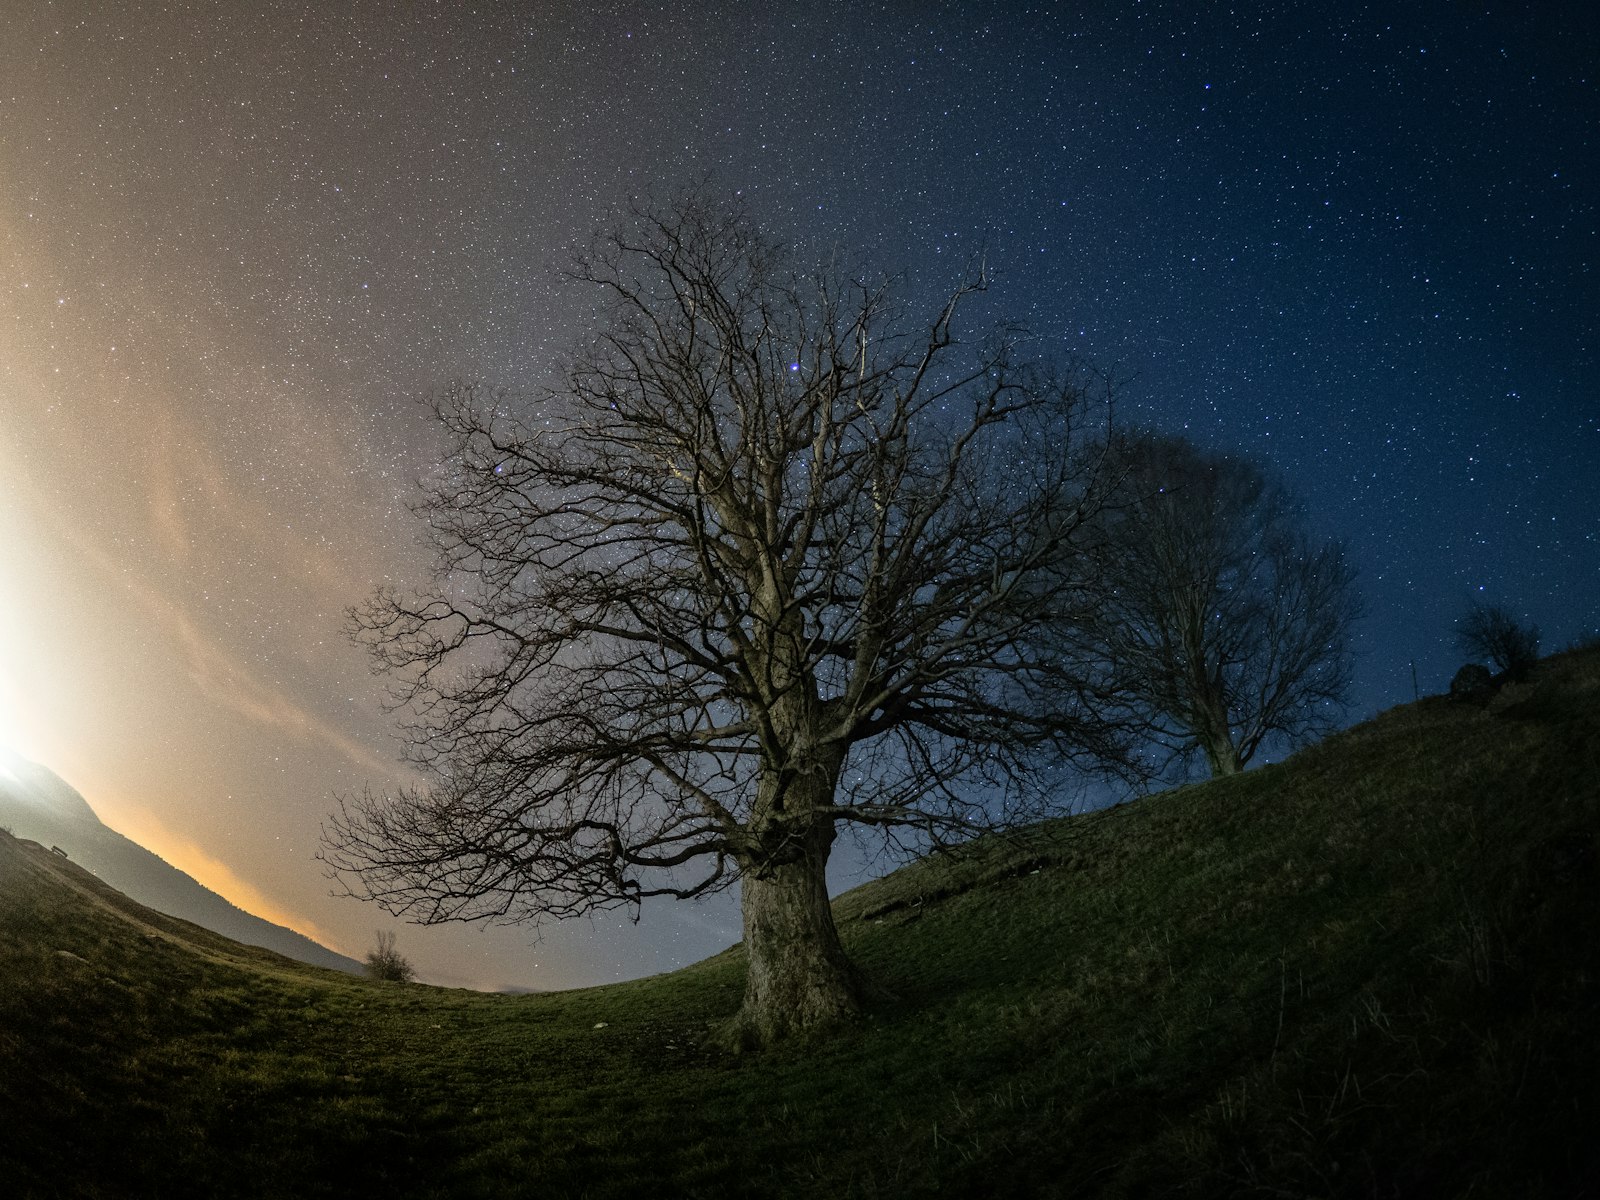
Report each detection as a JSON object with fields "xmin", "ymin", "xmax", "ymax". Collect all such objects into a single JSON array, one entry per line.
[{"xmin": 3, "ymin": 2, "xmax": 1595, "ymax": 991}]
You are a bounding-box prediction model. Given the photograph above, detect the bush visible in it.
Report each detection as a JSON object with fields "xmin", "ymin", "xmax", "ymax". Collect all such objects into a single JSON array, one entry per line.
[
  {"xmin": 1449, "ymin": 663, "xmax": 1495, "ymax": 704},
  {"xmin": 1456, "ymin": 603, "xmax": 1541, "ymax": 678},
  {"xmin": 365, "ymin": 930, "xmax": 415, "ymax": 983}
]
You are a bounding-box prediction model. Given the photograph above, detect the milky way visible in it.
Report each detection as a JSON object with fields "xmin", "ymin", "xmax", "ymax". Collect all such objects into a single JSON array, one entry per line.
[{"xmin": 2, "ymin": 2, "xmax": 1595, "ymax": 989}]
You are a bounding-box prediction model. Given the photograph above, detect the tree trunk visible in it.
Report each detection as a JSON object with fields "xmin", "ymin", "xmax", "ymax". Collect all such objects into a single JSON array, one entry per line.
[
  {"xmin": 1194, "ymin": 686, "xmax": 1243, "ymax": 777},
  {"xmin": 720, "ymin": 818, "xmax": 861, "ymax": 1050},
  {"xmin": 1202, "ymin": 734, "xmax": 1243, "ymax": 776}
]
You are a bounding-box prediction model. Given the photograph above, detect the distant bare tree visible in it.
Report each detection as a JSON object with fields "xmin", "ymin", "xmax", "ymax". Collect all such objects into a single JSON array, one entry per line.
[
  {"xmin": 1456, "ymin": 603, "xmax": 1541, "ymax": 678},
  {"xmin": 322, "ymin": 194, "xmax": 1133, "ymax": 1047},
  {"xmin": 365, "ymin": 930, "xmax": 414, "ymax": 983},
  {"xmin": 1076, "ymin": 432, "xmax": 1361, "ymax": 778}
]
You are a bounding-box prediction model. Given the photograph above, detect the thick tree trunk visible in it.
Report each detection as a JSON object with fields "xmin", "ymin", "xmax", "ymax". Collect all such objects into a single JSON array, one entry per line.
[
  {"xmin": 1202, "ymin": 734, "xmax": 1243, "ymax": 776},
  {"xmin": 719, "ymin": 819, "xmax": 861, "ymax": 1050},
  {"xmin": 1194, "ymin": 685, "xmax": 1243, "ymax": 777}
]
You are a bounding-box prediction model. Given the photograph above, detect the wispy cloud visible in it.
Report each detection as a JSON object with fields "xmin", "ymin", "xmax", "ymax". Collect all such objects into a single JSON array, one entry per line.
[
  {"xmin": 164, "ymin": 607, "xmax": 408, "ymax": 785},
  {"xmin": 10, "ymin": 466, "xmax": 411, "ymax": 788}
]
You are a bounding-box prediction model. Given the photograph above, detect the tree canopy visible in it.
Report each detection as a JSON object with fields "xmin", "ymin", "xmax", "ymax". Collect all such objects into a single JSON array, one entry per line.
[{"xmin": 1456, "ymin": 602, "xmax": 1541, "ymax": 678}]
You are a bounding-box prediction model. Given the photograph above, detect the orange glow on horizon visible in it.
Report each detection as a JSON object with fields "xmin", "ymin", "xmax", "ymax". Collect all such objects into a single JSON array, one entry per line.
[{"xmin": 92, "ymin": 795, "xmax": 352, "ymax": 960}]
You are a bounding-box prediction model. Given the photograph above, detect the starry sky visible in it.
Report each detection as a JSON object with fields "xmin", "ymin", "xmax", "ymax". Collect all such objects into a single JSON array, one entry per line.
[{"xmin": 2, "ymin": 1, "xmax": 1596, "ymax": 991}]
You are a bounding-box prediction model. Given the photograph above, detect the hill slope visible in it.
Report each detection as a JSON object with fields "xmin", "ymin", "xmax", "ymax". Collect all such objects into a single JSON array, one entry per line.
[
  {"xmin": 2, "ymin": 649, "xmax": 1597, "ymax": 1198},
  {"xmin": 0, "ymin": 755, "xmax": 361, "ymax": 974}
]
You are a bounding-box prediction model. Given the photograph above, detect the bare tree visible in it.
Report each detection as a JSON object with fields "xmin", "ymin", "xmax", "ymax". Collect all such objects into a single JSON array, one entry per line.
[
  {"xmin": 320, "ymin": 195, "xmax": 1132, "ymax": 1047},
  {"xmin": 1076, "ymin": 432, "xmax": 1361, "ymax": 778},
  {"xmin": 365, "ymin": 929, "xmax": 415, "ymax": 983},
  {"xmin": 1456, "ymin": 602, "xmax": 1541, "ymax": 678}
]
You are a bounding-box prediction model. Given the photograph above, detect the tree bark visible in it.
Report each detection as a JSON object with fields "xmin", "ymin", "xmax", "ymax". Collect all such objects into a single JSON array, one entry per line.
[
  {"xmin": 1202, "ymin": 735, "xmax": 1243, "ymax": 776},
  {"xmin": 719, "ymin": 817, "xmax": 861, "ymax": 1050},
  {"xmin": 1193, "ymin": 686, "xmax": 1243, "ymax": 777}
]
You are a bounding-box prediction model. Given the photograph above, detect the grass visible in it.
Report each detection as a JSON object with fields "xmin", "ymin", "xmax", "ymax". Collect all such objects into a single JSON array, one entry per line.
[{"xmin": 3, "ymin": 648, "xmax": 1598, "ymax": 1197}]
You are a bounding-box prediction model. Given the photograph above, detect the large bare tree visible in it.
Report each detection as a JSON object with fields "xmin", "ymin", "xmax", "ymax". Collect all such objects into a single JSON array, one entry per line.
[
  {"xmin": 1078, "ymin": 432, "xmax": 1361, "ymax": 778},
  {"xmin": 322, "ymin": 196, "xmax": 1129, "ymax": 1047}
]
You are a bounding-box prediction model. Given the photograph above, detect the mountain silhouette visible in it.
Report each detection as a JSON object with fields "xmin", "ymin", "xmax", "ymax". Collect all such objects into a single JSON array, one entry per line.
[{"xmin": 0, "ymin": 751, "xmax": 361, "ymax": 974}]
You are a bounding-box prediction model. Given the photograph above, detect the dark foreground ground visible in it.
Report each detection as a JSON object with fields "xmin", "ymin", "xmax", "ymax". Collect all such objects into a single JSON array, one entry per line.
[{"xmin": 3, "ymin": 650, "xmax": 1598, "ymax": 1198}]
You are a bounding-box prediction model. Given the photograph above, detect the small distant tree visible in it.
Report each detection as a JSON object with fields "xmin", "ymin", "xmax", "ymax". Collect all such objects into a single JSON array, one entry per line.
[
  {"xmin": 365, "ymin": 930, "xmax": 415, "ymax": 983},
  {"xmin": 1456, "ymin": 603, "xmax": 1540, "ymax": 678},
  {"xmin": 1077, "ymin": 432, "xmax": 1362, "ymax": 778}
]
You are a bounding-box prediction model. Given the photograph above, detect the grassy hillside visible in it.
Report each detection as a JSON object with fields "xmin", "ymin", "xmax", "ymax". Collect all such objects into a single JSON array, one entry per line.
[
  {"xmin": 0, "ymin": 758, "xmax": 364, "ymax": 975},
  {"xmin": 3, "ymin": 649, "xmax": 1598, "ymax": 1198}
]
